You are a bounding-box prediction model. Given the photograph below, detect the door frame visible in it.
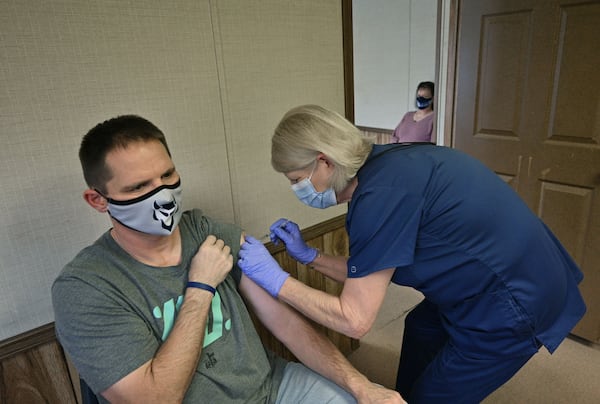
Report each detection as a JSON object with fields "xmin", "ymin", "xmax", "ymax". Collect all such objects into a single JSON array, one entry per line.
[
  {"xmin": 342, "ymin": 0, "xmax": 457, "ymax": 146},
  {"xmin": 439, "ymin": 0, "xmax": 460, "ymax": 146}
]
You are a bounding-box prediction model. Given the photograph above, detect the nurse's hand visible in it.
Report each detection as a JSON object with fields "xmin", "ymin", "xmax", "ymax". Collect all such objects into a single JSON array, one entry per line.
[
  {"xmin": 269, "ymin": 218, "xmax": 318, "ymax": 265},
  {"xmin": 238, "ymin": 235, "xmax": 290, "ymax": 297}
]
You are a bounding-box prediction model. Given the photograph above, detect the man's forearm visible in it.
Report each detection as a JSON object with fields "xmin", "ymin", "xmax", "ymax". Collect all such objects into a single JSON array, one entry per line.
[
  {"xmin": 240, "ymin": 274, "xmax": 403, "ymax": 403},
  {"xmin": 103, "ymin": 288, "xmax": 213, "ymax": 402},
  {"xmin": 149, "ymin": 288, "xmax": 212, "ymax": 398},
  {"xmin": 279, "ymin": 296, "xmax": 405, "ymax": 403},
  {"xmin": 282, "ymin": 312, "xmax": 373, "ymax": 400}
]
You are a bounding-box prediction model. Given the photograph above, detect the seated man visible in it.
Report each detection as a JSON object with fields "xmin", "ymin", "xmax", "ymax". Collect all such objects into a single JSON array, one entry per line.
[{"xmin": 52, "ymin": 115, "xmax": 403, "ymax": 403}]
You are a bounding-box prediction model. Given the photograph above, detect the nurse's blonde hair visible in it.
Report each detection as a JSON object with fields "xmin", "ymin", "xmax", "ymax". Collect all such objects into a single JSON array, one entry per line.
[{"xmin": 271, "ymin": 105, "xmax": 373, "ymax": 192}]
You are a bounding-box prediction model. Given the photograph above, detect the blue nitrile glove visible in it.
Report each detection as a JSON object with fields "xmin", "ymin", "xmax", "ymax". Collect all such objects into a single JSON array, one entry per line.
[
  {"xmin": 238, "ymin": 235, "xmax": 290, "ymax": 297},
  {"xmin": 269, "ymin": 218, "xmax": 318, "ymax": 265}
]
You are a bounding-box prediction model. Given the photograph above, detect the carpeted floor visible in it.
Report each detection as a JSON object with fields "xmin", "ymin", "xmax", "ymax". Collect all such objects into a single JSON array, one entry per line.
[{"xmin": 346, "ymin": 285, "xmax": 600, "ymax": 403}]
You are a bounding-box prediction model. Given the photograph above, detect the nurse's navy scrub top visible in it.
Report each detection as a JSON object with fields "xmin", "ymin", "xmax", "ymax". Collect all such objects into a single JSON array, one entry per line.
[{"xmin": 346, "ymin": 144, "xmax": 586, "ymax": 356}]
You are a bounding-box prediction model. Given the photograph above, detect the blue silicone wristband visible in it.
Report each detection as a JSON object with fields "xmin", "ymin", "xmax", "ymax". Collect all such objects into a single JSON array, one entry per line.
[{"xmin": 186, "ymin": 281, "xmax": 216, "ymax": 295}]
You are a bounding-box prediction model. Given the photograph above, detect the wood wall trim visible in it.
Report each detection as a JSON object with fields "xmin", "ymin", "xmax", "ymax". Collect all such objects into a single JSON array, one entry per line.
[
  {"xmin": 0, "ymin": 323, "xmax": 56, "ymax": 361},
  {"xmin": 356, "ymin": 125, "xmax": 394, "ymax": 134},
  {"xmin": 262, "ymin": 212, "xmax": 358, "ymax": 360},
  {"xmin": 267, "ymin": 214, "xmax": 347, "ymax": 254},
  {"xmin": 342, "ymin": 0, "xmax": 355, "ymax": 123},
  {"xmin": 444, "ymin": 0, "xmax": 459, "ymax": 147}
]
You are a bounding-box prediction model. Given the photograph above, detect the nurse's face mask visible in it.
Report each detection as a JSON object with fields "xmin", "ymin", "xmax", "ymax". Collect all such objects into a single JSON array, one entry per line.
[
  {"xmin": 100, "ymin": 179, "xmax": 183, "ymax": 235},
  {"xmin": 291, "ymin": 161, "xmax": 337, "ymax": 209}
]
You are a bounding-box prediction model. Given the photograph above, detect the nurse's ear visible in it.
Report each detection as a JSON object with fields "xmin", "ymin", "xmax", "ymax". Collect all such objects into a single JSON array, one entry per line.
[{"xmin": 316, "ymin": 153, "xmax": 335, "ymax": 168}]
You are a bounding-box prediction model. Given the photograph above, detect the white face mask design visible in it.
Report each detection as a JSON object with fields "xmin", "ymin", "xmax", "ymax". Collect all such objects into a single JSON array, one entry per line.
[
  {"xmin": 291, "ymin": 162, "xmax": 337, "ymax": 209},
  {"xmin": 103, "ymin": 180, "xmax": 183, "ymax": 235}
]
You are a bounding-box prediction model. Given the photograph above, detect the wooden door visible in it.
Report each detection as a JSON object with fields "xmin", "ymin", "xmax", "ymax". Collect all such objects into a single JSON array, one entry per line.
[{"xmin": 452, "ymin": 0, "xmax": 600, "ymax": 342}]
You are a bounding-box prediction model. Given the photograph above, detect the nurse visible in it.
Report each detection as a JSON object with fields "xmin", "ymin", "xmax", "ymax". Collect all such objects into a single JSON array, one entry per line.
[{"xmin": 237, "ymin": 104, "xmax": 586, "ymax": 403}]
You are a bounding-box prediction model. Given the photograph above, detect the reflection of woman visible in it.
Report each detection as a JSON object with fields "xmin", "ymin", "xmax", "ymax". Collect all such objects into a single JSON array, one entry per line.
[
  {"xmin": 390, "ymin": 81, "xmax": 435, "ymax": 143},
  {"xmin": 237, "ymin": 105, "xmax": 586, "ymax": 403}
]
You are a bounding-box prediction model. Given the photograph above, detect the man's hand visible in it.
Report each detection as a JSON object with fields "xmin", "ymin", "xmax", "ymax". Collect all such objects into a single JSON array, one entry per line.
[
  {"xmin": 237, "ymin": 235, "xmax": 289, "ymax": 297},
  {"xmin": 356, "ymin": 383, "xmax": 406, "ymax": 404},
  {"xmin": 269, "ymin": 218, "xmax": 317, "ymax": 264},
  {"xmin": 188, "ymin": 235, "xmax": 233, "ymax": 287}
]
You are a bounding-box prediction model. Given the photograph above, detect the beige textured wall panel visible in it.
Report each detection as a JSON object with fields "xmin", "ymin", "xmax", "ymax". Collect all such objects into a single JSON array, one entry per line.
[
  {"xmin": 1, "ymin": 0, "xmax": 347, "ymax": 340},
  {"xmin": 211, "ymin": 0, "xmax": 347, "ymax": 238},
  {"xmin": 0, "ymin": 0, "xmax": 232, "ymax": 339}
]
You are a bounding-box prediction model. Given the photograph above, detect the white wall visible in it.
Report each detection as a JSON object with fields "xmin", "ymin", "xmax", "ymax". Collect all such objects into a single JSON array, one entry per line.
[{"xmin": 353, "ymin": 0, "xmax": 438, "ymax": 130}]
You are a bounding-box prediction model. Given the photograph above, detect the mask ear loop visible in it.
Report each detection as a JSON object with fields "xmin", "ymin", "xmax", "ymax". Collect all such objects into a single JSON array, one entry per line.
[
  {"xmin": 93, "ymin": 188, "xmax": 112, "ymax": 203},
  {"xmin": 307, "ymin": 159, "xmax": 318, "ymax": 181}
]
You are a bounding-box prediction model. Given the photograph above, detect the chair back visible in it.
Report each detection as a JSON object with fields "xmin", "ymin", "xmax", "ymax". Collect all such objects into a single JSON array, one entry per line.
[{"xmin": 79, "ymin": 378, "xmax": 99, "ymax": 404}]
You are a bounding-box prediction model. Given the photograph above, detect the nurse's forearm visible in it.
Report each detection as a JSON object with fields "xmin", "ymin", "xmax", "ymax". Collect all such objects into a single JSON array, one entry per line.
[
  {"xmin": 309, "ymin": 253, "xmax": 348, "ymax": 282},
  {"xmin": 277, "ymin": 277, "xmax": 366, "ymax": 339}
]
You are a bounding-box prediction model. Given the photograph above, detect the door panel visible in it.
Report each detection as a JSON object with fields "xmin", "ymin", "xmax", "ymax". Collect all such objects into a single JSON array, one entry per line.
[
  {"xmin": 454, "ymin": 2, "xmax": 533, "ymax": 188},
  {"xmin": 548, "ymin": 3, "xmax": 600, "ymax": 145},
  {"xmin": 475, "ymin": 11, "xmax": 530, "ymax": 139},
  {"xmin": 454, "ymin": 0, "xmax": 600, "ymax": 342},
  {"xmin": 538, "ymin": 183, "xmax": 593, "ymax": 263}
]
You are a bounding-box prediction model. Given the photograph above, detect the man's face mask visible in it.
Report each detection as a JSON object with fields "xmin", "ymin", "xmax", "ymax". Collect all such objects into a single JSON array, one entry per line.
[
  {"xmin": 291, "ymin": 162, "xmax": 337, "ymax": 209},
  {"xmin": 101, "ymin": 180, "xmax": 183, "ymax": 235},
  {"xmin": 416, "ymin": 96, "xmax": 432, "ymax": 109}
]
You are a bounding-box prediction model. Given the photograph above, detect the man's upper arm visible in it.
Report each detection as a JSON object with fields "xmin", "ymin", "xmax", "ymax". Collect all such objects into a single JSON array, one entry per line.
[{"xmin": 238, "ymin": 273, "xmax": 293, "ymax": 332}]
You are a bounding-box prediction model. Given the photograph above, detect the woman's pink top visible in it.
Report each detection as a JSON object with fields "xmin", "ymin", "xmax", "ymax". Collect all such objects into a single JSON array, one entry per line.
[{"xmin": 391, "ymin": 111, "xmax": 434, "ymax": 143}]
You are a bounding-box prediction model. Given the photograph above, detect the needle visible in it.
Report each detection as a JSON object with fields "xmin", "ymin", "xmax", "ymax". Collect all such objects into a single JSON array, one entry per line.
[{"xmin": 260, "ymin": 220, "xmax": 289, "ymax": 243}]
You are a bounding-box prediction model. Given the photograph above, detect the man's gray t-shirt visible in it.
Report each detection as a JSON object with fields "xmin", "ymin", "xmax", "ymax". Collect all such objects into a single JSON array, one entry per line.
[{"xmin": 52, "ymin": 209, "xmax": 286, "ymax": 403}]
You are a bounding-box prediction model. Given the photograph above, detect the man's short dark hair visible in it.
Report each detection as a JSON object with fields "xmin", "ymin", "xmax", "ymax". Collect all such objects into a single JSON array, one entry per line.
[{"xmin": 79, "ymin": 115, "xmax": 171, "ymax": 193}]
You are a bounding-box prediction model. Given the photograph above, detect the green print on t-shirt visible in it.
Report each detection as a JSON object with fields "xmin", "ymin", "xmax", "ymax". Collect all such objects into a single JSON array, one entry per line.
[{"xmin": 153, "ymin": 291, "xmax": 231, "ymax": 347}]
